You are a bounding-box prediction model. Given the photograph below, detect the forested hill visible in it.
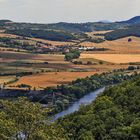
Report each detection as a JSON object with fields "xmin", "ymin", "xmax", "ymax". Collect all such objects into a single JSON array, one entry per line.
[
  {"xmin": 119, "ymin": 16, "xmax": 140, "ymax": 24},
  {"xmin": 56, "ymin": 76, "xmax": 140, "ymax": 140},
  {"xmin": 1, "ymin": 16, "xmax": 140, "ymax": 41},
  {"xmin": 1, "ymin": 16, "xmax": 140, "ymax": 33},
  {"xmin": 104, "ymin": 24, "xmax": 140, "ymax": 40}
]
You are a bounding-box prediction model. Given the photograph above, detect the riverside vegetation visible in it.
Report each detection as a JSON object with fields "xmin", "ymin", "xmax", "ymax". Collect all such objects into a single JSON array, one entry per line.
[{"xmin": 0, "ymin": 74, "xmax": 139, "ymax": 139}]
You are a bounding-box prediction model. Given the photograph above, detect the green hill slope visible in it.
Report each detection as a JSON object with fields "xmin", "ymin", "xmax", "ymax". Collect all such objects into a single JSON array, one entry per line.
[
  {"xmin": 57, "ymin": 76, "xmax": 140, "ymax": 140},
  {"xmin": 104, "ymin": 24, "xmax": 140, "ymax": 40}
]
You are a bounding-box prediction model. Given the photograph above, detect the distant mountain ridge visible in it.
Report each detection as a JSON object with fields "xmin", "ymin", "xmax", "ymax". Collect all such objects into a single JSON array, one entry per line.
[
  {"xmin": 119, "ymin": 16, "xmax": 140, "ymax": 24},
  {"xmin": 1, "ymin": 16, "xmax": 140, "ymax": 41},
  {"xmin": 1, "ymin": 16, "xmax": 140, "ymax": 26},
  {"xmin": 0, "ymin": 20, "xmax": 12, "ymax": 26}
]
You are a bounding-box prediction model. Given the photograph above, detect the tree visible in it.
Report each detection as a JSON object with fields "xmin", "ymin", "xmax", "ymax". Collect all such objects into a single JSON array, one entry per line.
[
  {"xmin": 128, "ymin": 38, "xmax": 132, "ymax": 42},
  {"xmin": 0, "ymin": 97, "xmax": 65, "ymax": 140},
  {"xmin": 65, "ymin": 50, "xmax": 80, "ymax": 61}
]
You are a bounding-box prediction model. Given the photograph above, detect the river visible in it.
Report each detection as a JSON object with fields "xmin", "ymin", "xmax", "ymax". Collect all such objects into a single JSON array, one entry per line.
[{"xmin": 53, "ymin": 87, "xmax": 105, "ymax": 121}]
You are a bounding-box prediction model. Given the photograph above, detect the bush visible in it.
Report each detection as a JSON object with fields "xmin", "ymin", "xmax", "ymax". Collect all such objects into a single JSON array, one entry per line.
[{"xmin": 65, "ymin": 50, "xmax": 80, "ymax": 61}]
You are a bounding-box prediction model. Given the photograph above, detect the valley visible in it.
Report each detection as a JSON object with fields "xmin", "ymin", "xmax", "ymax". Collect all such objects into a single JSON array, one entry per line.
[
  {"xmin": 0, "ymin": 33, "xmax": 140, "ymax": 89},
  {"xmin": 0, "ymin": 10, "xmax": 140, "ymax": 139}
]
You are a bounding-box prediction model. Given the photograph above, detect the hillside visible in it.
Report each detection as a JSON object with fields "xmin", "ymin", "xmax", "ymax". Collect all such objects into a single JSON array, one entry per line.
[
  {"xmin": 2, "ymin": 21, "xmax": 125, "ymax": 33},
  {"xmin": 56, "ymin": 76, "xmax": 140, "ymax": 139},
  {"xmin": 104, "ymin": 24, "xmax": 140, "ymax": 40},
  {"xmin": 0, "ymin": 20, "xmax": 12, "ymax": 26},
  {"xmin": 0, "ymin": 16, "xmax": 139, "ymax": 43},
  {"xmin": 119, "ymin": 16, "xmax": 140, "ymax": 24},
  {"xmin": 6, "ymin": 29, "xmax": 78, "ymax": 42},
  {"xmin": 0, "ymin": 16, "xmax": 139, "ymax": 42}
]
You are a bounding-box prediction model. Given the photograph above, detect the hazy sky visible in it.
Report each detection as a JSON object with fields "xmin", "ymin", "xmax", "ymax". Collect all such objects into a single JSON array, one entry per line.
[{"xmin": 0, "ymin": 0, "xmax": 140, "ymax": 23}]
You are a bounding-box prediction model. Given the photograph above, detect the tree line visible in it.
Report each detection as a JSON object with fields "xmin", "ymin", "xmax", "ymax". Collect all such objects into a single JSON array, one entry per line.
[{"xmin": 56, "ymin": 75, "xmax": 140, "ymax": 139}]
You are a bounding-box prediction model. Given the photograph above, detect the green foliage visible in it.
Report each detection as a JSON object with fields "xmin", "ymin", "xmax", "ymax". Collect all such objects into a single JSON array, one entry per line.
[
  {"xmin": 65, "ymin": 50, "xmax": 80, "ymax": 61},
  {"xmin": 3, "ymin": 21, "xmax": 125, "ymax": 33},
  {"xmin": 0, "ymin": 97, "xmax": 65, "ymax": 140},
  {"xmin": 6, "ymin": 29, "xmax": 77, "ymax": 41},
  {"xmin": 42, "ymin": 72, "xmax": 137, "ymax": 114},
  {"xmin": 56, "ymin": 76, "xmax": 140, "ymax": 139},
  {"xmin": 0, "ymin": 20, "xmax": 11, "ymax": 26},
  {"xmin": 104, "ymin": 24, "xmax": 140, "ymax": 40},
  {"xmin": 0, "ymin": 37, "xmax": 37, "ymax": 52}
]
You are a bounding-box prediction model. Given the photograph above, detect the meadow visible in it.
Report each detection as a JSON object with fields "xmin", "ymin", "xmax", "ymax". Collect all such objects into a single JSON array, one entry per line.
[
  {"xmin": 80, "ymin": 54, "xmax": 140, "ymax": 64},
  {"xmin": 0, "ymin": 32, "xmax": 140, "ymax": 89},
  {"xmin": 9, "ymin": 71, "xmax": 97, "ymax": 89},
  {"xmin": 0, "ymin": 49, "xmax": 128, "ymax": 89},
  {"xmin": 80, "ymin": 36, "xmax": 140, "ymax": 54}
]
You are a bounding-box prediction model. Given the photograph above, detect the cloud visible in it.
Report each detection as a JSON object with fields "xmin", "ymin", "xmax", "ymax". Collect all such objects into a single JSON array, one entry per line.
[
  {"xmin": 0, "ymin": 0, "xmax": 6, "ymax": 3},
  {"xmin": 0, "ymin": 0, "xmax": 140, "ymax": 23}
]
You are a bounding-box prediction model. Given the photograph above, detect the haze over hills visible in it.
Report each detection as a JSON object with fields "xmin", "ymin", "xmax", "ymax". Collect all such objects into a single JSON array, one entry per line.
[
  {"xmin": 0, "ymin": 16, "xmax": 140, "ymax": 32},
  {"xmin": 0, "ymin": 16, "xmax": 140, "ymax": 42}
]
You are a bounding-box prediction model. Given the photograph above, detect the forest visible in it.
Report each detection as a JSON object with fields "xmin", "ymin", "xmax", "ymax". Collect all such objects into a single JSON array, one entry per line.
[
  {"xmin": 104, "ymin": 24, "xmax": 140, "ymax": 40},
  {"xmin": 6, "ymin": 29, "xmax": 77, "ymax": 41},
  {"xmin": 33, "ymin": 70, "xmax": 138, "ymax": 114},
  {"xmin": 56, "ymin": 75, "xmax": 140, "ymax": 140},
  {"xmin": 0, "ymin": 74, "xmax": 139, "ymax": 140}
]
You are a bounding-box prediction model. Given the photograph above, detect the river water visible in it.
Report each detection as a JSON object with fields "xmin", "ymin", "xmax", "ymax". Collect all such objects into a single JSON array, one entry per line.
[{"xmin": 53, "ymin": 87, "xmax": 105, "ymax": 121}]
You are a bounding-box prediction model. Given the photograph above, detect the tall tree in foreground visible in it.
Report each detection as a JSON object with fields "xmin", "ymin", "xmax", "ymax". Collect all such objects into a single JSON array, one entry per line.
[{"xmin": 0, "ymin": 97, "xmax": 65, "ymax": 140}]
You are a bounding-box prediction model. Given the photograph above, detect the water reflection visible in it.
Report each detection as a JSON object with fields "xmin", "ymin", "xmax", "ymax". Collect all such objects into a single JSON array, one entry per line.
[{"xmin": 53, "ymin": 87, "xmax": 105, "ymax": 121}]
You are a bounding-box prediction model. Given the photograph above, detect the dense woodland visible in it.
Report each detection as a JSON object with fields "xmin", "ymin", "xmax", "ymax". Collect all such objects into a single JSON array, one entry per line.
[
  {"xmin": 32, "ymin": 70, "xmax": 138, "ymax": 114},
  {"xmin": 56, "ymin": 75, "xmax": 140, "ymax": 140},
  {"xmin": 1, "ymin": 17, "xmax": 140, "ymax": 42},
  {"xmin": 2, "ymin": 21, "xmax": 125, "ymax": 33},
  {"xmin": 5, "ymin": 23, "xmax": 140, "ymax": 42},
  {"xmin": 104, "ymin": 24, "xmax": 140, "ymax": 40},
  {"xmin": 6, "ymin": 29, "xmax": 77, "ymax": 41},
  {"xmin": 0, "ymin": 17, "xmax": 140, "ymax": 140},
  {"xmin": 0, "ymin": 75, "xmax": 139, "ymax": 140},
  {"xmin": 5, "ymin": 28, "xmax": 104, "ymax": 43},
  {"xmin": 0, "ymin": 98, "xmax": 65, "ymax": 140}
]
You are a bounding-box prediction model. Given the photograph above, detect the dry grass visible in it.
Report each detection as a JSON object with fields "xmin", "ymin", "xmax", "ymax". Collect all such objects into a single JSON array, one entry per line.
[
  {"xmin": 9, "ymin": 71, "xmax": 97, "ymax": 89},
  {"xmin": 86, "ymin": 30, "xmax": 113, "ymax": 39},
  {"xmin": 1, "ymin": 32, "xmax": 139, "ymax": 89},
  {"xmin": 80, "ymin": 53, "xmax": 140, "ymax": 64},
  {"xmin": 80, "ymin": 36, "xmax": 140, "ymax": 54},
  {"xmin": 0, "ymin": 76, "xmax": 16, "ymax": 84},
  {"xmin": 0, "ymin": 33, "xmax": 18, "ymax": 38},
  {"xmin": 31, "ymin": 38, "xmax": 75, "ymax": 46}
]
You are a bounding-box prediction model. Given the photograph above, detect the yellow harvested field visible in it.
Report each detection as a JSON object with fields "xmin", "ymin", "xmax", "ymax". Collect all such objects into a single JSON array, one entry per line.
[
  {"xmin": 92, "ymin": 30, "xmax": 113, "ymax": 34},
  {"xmin": 86, "ymin": 30, "xmax": 113, "ymax": 38},
  {"xmin": 31, "ymin": 38, "xmax": 74, "ymax": 46},
  {"xmin": 80, "ymin": 54, "xmax": 140, "ymax": 64},
  {"xmin": 0, "ymin": 76, "xmax": 16, "ymax": 84},
  {"xmin": 9, "ymin": 72, "xmax": 97, "ymax": 89},
  {"xmin": 80, "ymin": 36, "xmax": 140, "ymax": 54},
  {"xmin": 0, "ymin": 33, "xmax": 18, "ymax": 38}
]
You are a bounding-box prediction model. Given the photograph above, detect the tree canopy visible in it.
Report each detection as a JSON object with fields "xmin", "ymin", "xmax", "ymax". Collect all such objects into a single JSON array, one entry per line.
[
  {"xmin": 0, "ymin": 97, "xmax": 65, "ymax": 140},
  {"xmin": 56, "ymin": 76, "xmax": 140, "ymax": 139}
]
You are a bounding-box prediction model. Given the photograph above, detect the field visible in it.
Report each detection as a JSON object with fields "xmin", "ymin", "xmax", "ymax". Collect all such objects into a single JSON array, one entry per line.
[
  {"xmin": 0, "ymin": 31, "xmax": 140, "ymax": 89},
  {"xmin": 0, "ymin": 76, "xmax": 16, "ymax": 84},
  {"xmin": 31, "ymin": 38, "xmax": 75, "ymax": 46},
  {"xmin": 8, "ymin": 72, "xmax": 98, "ymax": 89},
  {"xmin": 80, "ymin": 36, "xmax": 140, "ymax": 54},
  {"xmin": 0, "ymin": 33, "xmax": 18, "ymax": 38},
  {"xmin": 0, "ymin": 49, "xmax": 129, "ymax": 89},
  {"xmin": 80, "ymin": 54, "xmax": 140, "ymax": 64}
]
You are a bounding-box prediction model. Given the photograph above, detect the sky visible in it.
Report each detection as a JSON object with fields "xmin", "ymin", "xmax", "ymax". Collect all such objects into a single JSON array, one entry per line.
[{"xmin": 0, "ymin": 0, "xmax": 140, "ymax": 23}]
